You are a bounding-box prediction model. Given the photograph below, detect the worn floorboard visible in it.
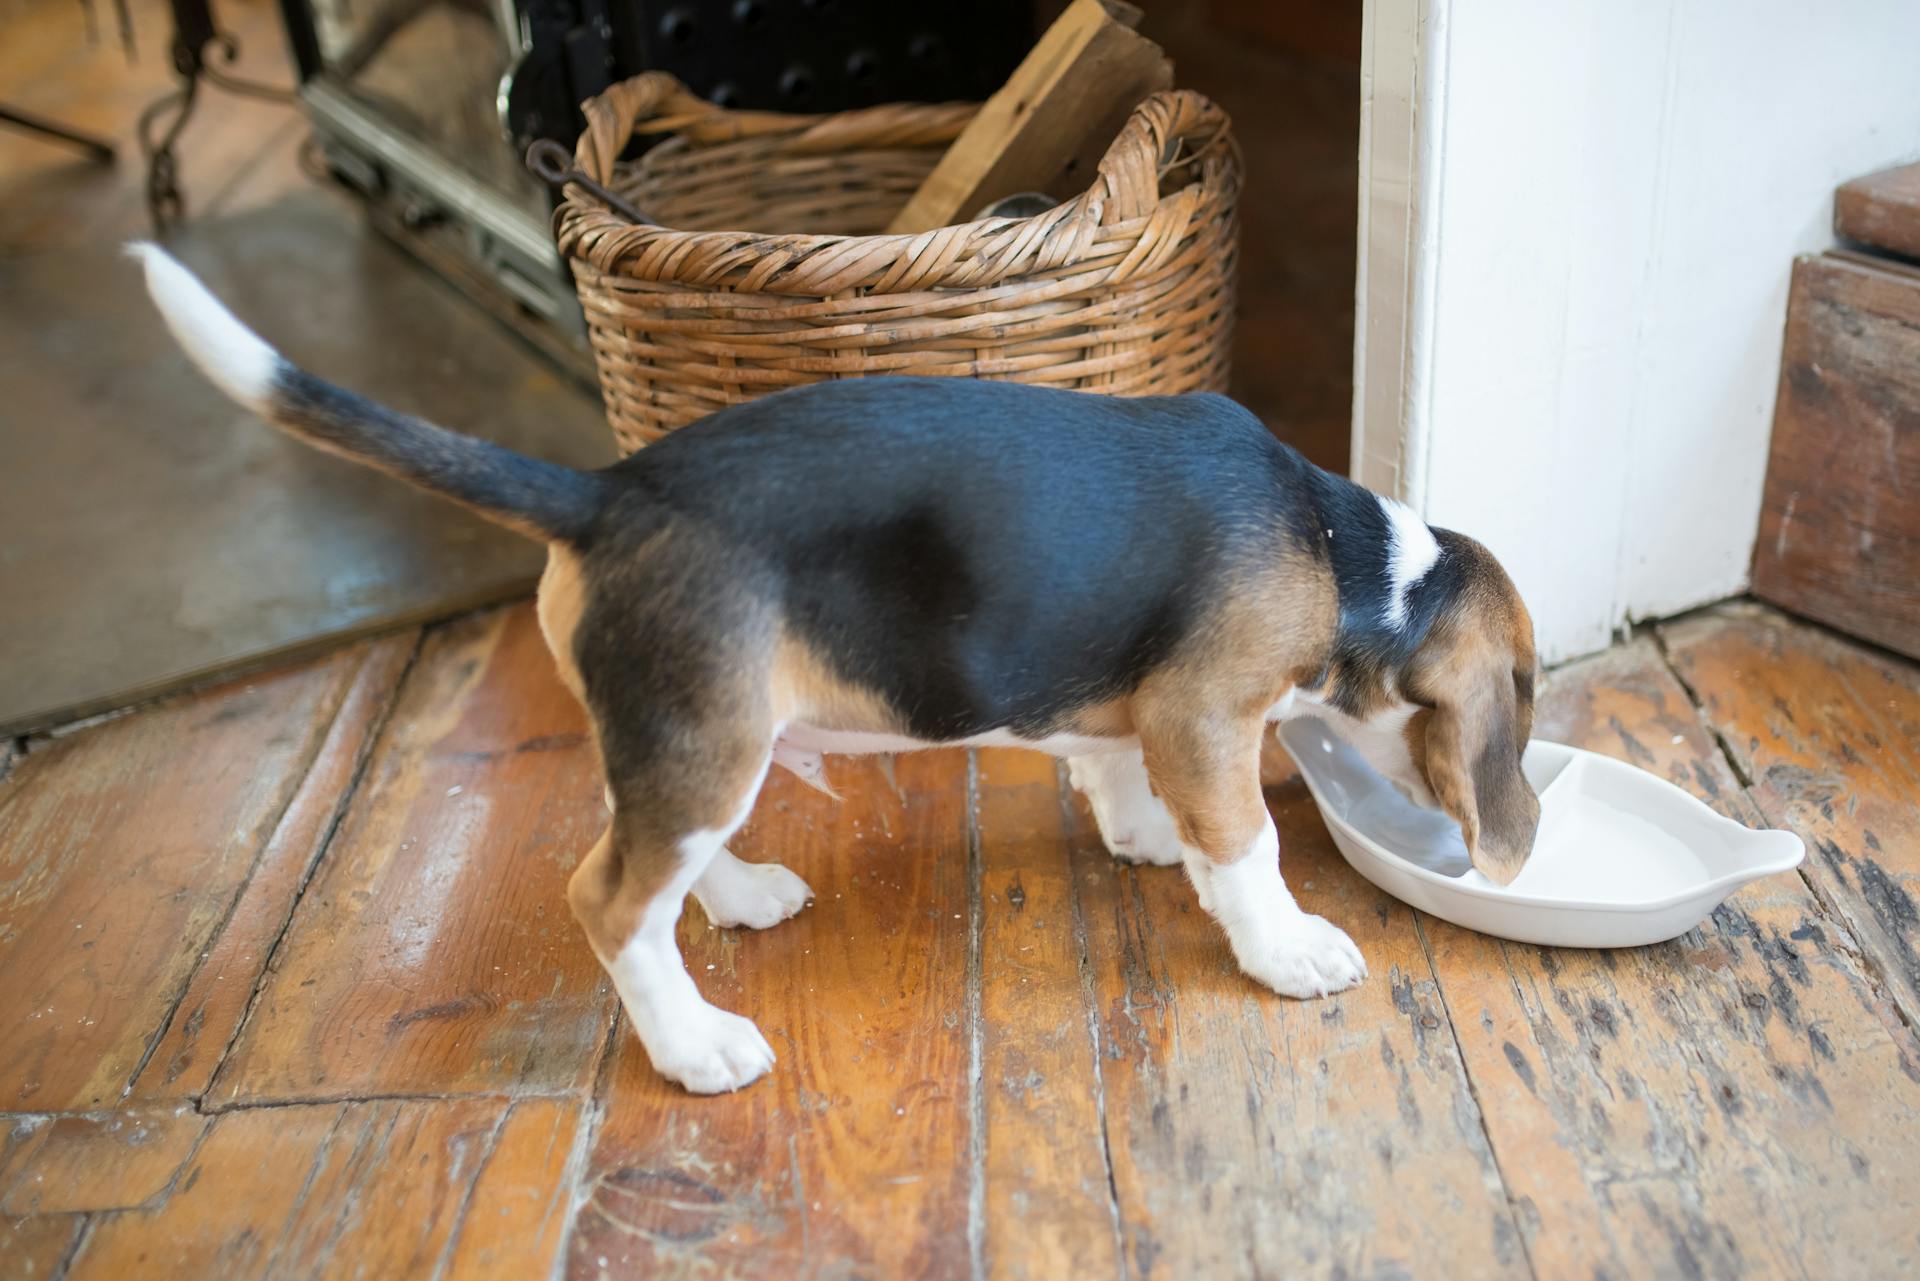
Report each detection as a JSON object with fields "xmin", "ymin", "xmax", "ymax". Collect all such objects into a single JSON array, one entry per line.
[
  {"xmin": 0, "ymin": 1107, "xmax": 207, "ymax": 1216},
  {"xmin": 58, "ymin": 1096, "xmax": 553, "ymax": 1280},
  {"xmin": 130, "ymin": 634, "xmax": 417, "ymax": 1102},
  {"xmin": 0, "ymin": 1214, "xmax": 81, "ymax": 1281},
  {"xmin": 1428, "ymin": 636, "xmax": 1920, "ymax": 1280},
  {"xmin": 1077, "ymin": 754, "xmax": 1528, "ymax": 1281},
  {"xmin": 973, "ymin": 749, "xmax": 1122, "ymax": 1281},
  {"xmin": 207, "ymin": 609, "xmax": 613, "ymax": 1105},
  {"xmin": 5, "ymin": 599, "xmax": 1920, "ymax": 1278},
  {"xmin": 1662, "ymin": 603, "xmax": 1920, "ymax": 1031},
  {"xmin": 567, "ymin": 750, "xmax": 975, "ymax": 1281},
  {"xmin": 0, "ymin": 646, "xmax": 377, "ymax": 1111},
  {"xmin": 443, "ymin": 1096, "xmax": 594, "ymax": 1278}
]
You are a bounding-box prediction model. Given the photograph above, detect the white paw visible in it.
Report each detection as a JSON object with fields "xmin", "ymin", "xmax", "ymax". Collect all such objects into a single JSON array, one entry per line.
[
  {"xmin": 1068, "ymin": 754, "xmax": 1187, "ymax": 867},
  {"xmin": 644, "ymin": 1007, "xmax": 776, "ymax": 1094},
  {"xmin": 1104, "ymin": 829, "xmax": 1186, "ymax": 866},
  {"xmin": 1240, "ymin": 914, "xmax": 1368, "ymax": 999},
  {"xmin": 693, "ymin": 858, "xmax": 813, "ymax": 930}
]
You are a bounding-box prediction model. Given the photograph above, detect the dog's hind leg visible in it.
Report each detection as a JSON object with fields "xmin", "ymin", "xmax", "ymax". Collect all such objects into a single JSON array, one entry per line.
[
  {"xmin": 543, "ymin": 532, "xmax": 813, "ymax": 1087},
  {"xmin": 568, "ymin": 721, "xmax": 781, "ymax": 1094}
]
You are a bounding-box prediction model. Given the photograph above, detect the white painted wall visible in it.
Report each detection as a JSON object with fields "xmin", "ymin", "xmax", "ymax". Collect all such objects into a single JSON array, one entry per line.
[{"xmin": 1354, "ymin": 0, "xmax": 1920, "ymax": 661}]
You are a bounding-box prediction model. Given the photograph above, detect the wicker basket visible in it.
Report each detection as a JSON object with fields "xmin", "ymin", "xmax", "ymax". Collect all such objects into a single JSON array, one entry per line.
[{"xmin": 553, "ymin": 73, "xmax": 1240, "ymax": 454}]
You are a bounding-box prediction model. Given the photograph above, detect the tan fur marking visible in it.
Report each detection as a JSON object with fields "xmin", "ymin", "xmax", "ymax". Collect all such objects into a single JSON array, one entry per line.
[
  {"xmin": 1061, "ymin": 697, "xmax": 1135, "ymax": 740},
  {"xmin": 535, "ymin": 544, "xmax": 590, "ymax": 704},
  {"xmin": 1132, "ymin": 706, "xmax": 1270, "ymax": 861},
  {"xmin": 565, "ymin": 829, "xmax": 635, "ymax": 963},
  {"xmin": 571, "ymin": 732, "xmax": 773, "ymax": 962},
  {"xmin": 1136, "ymin": 539, "xmax": 1336, "ymax": 726},
  {"xmin": 1403, "ymin": 707, "xmax": 1433, "ymax": 780},
  {"xmin": 1205, "ymin": 545, "xmax": 1340, "ymax": 709},
  {"xmin": 769, "ymin": 634, "xmax": 907, "ymax": 734},
  {"xmin": 1409, "ymin": 541, "xmax": 1539, "ymax": 884},
  {"xmin": 539, "ymin": 528, "xmax": 783, "ymax": 959},
  {"xmin": 1122, "ymin": 539, "xmax": 1338, "ymax": 865}
]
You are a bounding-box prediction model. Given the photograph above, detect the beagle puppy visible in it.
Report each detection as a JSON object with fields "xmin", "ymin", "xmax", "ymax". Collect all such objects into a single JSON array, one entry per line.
[{"xmin": 134, "ymin": 245, "xmax": 1539, "ymax": 1095}]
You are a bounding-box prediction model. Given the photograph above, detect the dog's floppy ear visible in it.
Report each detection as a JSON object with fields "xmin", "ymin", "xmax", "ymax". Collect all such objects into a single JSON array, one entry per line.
[{"xmin": 1424, "ymin": 676, "xmax": 1539, "ymax": 885}]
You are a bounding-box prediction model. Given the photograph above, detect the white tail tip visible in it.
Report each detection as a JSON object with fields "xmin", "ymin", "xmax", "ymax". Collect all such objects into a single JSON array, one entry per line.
[{"xmin": 126, "ymin": 241, "xmax": 280, "ymax": 409}]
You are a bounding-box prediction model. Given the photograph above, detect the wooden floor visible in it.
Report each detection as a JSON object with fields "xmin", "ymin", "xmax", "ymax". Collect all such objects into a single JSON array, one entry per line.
[
  {"xmin": 10, "ymin": 5, "xmax": 1920, "ymax": 1278},
  {"xmin": 2, "ymin": 599, "xmax": 1917, "ymax": 1280}
]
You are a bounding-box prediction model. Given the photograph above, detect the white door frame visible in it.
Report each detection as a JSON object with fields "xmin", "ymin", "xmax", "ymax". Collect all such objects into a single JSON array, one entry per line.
[
  {"xmin": 1350, "ymin": 0, "xmax": 1920, "ymax": 662},
  {"xmin": 1350, "ymin": 0, "xmax": 1445, "ymax": 509}
]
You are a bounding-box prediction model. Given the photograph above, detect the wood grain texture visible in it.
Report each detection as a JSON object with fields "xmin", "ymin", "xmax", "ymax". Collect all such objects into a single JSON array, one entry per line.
[
  {"xmin": 973, "ymin": 749, "xmax": 1120, "ymax": 1281},
  {"xmin": 0, "ymin": 1127, "xmax": 43, "ymax": 1198},
  {"xmin": 1752, "ymin": 252, "xmax": 1920, "ymax": 658},
  {"xmin": 1423, "ymin": 634, "xmax": 1920, "ymax": 1280},
  {"xmin": 132, "ymin": 634, "xmax": 417, "ymax": 1101},
  {"xmin": 567, "ymin": 751, "xmax": 973, "ymax": 1281},
  {"xmin": 208, "ymin": 607, "xmax": 613, "ymax": 1104},
  {"xmin": 1075, "ymin": 757, "xmax": 1527, "ymax": 1279},
  {"xmin": 0, "ymin": 1215, "xmax": 80, "ymax": 1280},
  {"xmin": 442, "ymin": 1097, "xmax": 591, "ymax": 1278},
  {"xmin": 64, "ymin": 1103, "xmax": 341, "ymax": 1280},
  {"xmin": 1836, "ymin": 162, "xmax": 1920, "ymax": 261},
  {"xmin": 0, "ymin": 1107, "xmax": 206, "ymax": 1214},
  {"xmin": 1662, "ymin": 602, "xmax": 1920, "ymax": 1033},
  {"xmin": 248, "ymin": 1097, "xmax": 503, "ymax": 1277},
  {"xmin": 885, "ymin": 0, "xmax": 1172, "ymax": 233},
  {"xmin": 61, "ymin": 1095, "xmax": 575, "ymax": 1280},
  {"xmin": 0, "ymin": 648, "xmax": 371, "ymax": 1110},
  {"xmin": 8, "ymin": 571, "xmax": 1920, "ymax": 1278}
]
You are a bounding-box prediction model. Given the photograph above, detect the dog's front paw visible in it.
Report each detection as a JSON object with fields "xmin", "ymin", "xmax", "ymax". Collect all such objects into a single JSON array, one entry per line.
[
  {"xmin": 644, "ymin": 1008, "xmax": 776, "ymax": 1094},
  {"xmin": 1240, "ymin": 914, "xmax": 1367, "ymax": 999},
  {"xmin": 693, "ymin": 855, "xmax": 814, "ymax": 930}
]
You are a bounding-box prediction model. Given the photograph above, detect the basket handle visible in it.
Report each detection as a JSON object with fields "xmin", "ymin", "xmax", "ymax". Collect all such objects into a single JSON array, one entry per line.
[
  {"xmin": 573, "ymin": 73, "xmax": 806, "ymax": 186},
  {"xmin": 573, "ymin": 72, "xmax": 969, "ymax": 187},
  {"xmin": 1090, "ymin": 89, "xmax": 1235, "ymax": 224},
  {"xmin": 573, "ymin": 74, "xmax": 1223, "ymax": 225}
]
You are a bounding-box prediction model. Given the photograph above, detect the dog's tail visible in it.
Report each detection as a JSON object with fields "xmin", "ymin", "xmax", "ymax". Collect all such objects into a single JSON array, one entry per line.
[{"xmin": 128, "ymin": 242, "xmax": 601, "ymax": 542}]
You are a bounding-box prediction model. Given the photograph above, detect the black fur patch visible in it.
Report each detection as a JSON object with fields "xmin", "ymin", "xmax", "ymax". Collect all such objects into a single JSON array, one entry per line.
[
  {"xmin": 273, "ymin": 368, "xmax": 603, "ymax": 539},
  {"xmin": 581, "ymin": 380, "xmax": 1303, "ymax": 740},
  {"xmin": 1296, "ymin": 471, "xmax": 1463, "ymax": 715}
]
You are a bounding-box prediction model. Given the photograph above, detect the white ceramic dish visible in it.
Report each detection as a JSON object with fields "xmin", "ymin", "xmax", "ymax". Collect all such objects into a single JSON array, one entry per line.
[{"xmin": 1277, "ymin": 716, "xmax": 1805, "ymax": 948}]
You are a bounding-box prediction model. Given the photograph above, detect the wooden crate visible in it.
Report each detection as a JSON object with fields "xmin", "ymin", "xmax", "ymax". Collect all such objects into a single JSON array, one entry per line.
[
  {"xmin": 1836, "ymin": 161, "xmax": 1920, "ymax": 261},
  {"xmin": 1752, "ymin": 250, "xmax": 1920, "ymax": 658}
]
